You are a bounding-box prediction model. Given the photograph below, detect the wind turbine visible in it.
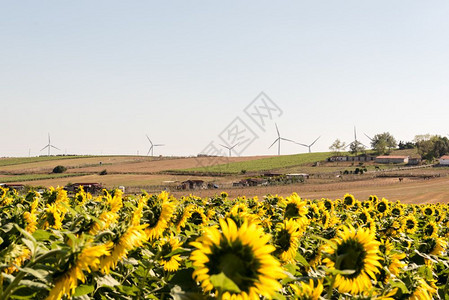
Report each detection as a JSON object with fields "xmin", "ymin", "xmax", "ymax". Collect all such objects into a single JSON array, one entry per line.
[
  {"xmin": 268, "ymin": 123, "xmax": 295, "ymax": 155},
  {"xmin": 220, "ymin": 143, "xmax": 239, "ymax": 157},
  {"xmin": 146, "ymin": 135, "xmax": 164, "ymax": 156},
  {"xmin": 296, "ymin": 136, "xmax": 321, "ymax": 153},
  {"xmin": 40, "ymin": 133, "xmax": 60, "ymax": 156}
]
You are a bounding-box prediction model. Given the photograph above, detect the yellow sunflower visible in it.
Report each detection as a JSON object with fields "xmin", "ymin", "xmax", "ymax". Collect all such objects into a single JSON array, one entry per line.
[
  {"xmin": 409, "ymin": 278, "xmax": 437, "ymax": 299},
  {"xmin": 375, "ymin": 198, "xmax": 390, "ymax": 217},
  {"xmin": 24, "ymin": 195, "xmax": 39, "ymax": 233},
  {"xmin": 403, "ymin": 215, "xmax": 418, "ymax": 234},
  {"xmin": 46, "ymin": 242, "xmax": 112, "ymax": 300},
  {"xmin": 421, "ymin": 205, "xmax": 434, "ymax": 217},
  {"xmin": 144, "ymin": 192, "xmax": 175, "ymax": 241},
  {"xmin": 273, "ymin": 219, "xmax": 301, "ymax": 263},
  {"xmin": 418, "ymin": 237, "xmax": 447, "ymax": 256},
  {"xmin": 45, "ymin": 203, "xmax": 64, "ymax": 230},
  {"xmin": 323, "ymin": 225, "xmax": 382, "ymax": 295},
  {"xmin": 422, "ymin": 221, "xmax": 438, "ymax": 238},
  {"xmin": 190, "ymin": 218, "xmax": 285, "ymax": 299},
  {"xmin": 159, "ymin": 235, "xmax": 183, "ymax": 272},
  {"xmin": 290, "ymin": 279, "xmax": 323, "ymax": 300},
  {"xmin": 4, "ymin": 244, "xmax": 31, "ymax": 274},
  {"xmin": 283, "ymin": 193, "xmax": 308, "ymax": 227},
  {"xmin": 100, "ymin": 224, "xmax": 147, "ymax": 274},
  {"xmin": 343, "ymin": 193, "xmax": 356, "ymax": 207}
]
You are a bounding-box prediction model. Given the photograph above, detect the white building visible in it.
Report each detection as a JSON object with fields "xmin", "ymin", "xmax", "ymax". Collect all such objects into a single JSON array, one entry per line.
[{"xmin": 439, "ymin": 155, "xmax": 449, "ymax": 165}]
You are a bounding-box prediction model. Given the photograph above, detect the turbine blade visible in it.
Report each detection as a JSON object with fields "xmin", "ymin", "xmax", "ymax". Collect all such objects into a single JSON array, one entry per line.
[
  {"xmin": 51, "ymin": 145, "xmax": 60, "ymax": 150},
  {"xmin": 40, "ymin": 145, "xmax": 49, "ymax": 151},
  {"xmin": 275, "ymin": 123, "xmax": 280, "ymax": 137},
  {"xmin": 154, "ymin": 144, "xmax": 164, "ymax": 146},
  {"xmin": 364, "ymin": 133, "xmax": 373, "ymax": 141},
  {"xmin": 147, "ymin": 148, "xmax": 151, "ymax": 156},
  {"xmin": 310, "ymin": 136, "xmax": 321, "ymax": 146},
  {"xmin": 269, "ymin": 138, "xmax": 279, "ymax": 149},
  {"xmin": 295, "ymin": 142, "xmax": 308, "ymax": 147},
  {"xmin": 230, "ymin": 143, "xmax": 239, "ymax": 149},
  {"xmin": 281, "ymin": 138, "xmax": 295, "ymax": 143},
  {"xmin": 146, "ymin": 135, "xmax": 153, "ymax": 146}
]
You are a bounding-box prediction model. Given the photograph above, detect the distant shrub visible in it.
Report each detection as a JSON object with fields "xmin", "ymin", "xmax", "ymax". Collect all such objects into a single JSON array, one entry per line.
[
  {"xmin": 99, "ymin": 169, "xmax": 108, "ymax": 175},
  {"xmin": 52, "ymin": 165, "xmax": 67, "ymax": 173},
  {"xmin": 241, "ymin": 169, "xmax": 247, "ymax": 174}
]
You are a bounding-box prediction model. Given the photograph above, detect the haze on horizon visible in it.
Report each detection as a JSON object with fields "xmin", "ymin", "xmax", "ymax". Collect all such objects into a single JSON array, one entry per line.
[{"xmin": 2, "ymin": 1, "xmax": 449, "ymax": 158}]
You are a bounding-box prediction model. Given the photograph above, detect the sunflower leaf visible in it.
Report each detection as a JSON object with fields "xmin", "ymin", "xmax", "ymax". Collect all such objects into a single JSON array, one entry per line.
[
  {"xmin": 73, "ymin": 284, "xmax": 94, "ymax": 297},
  {"xmin": 209, "ymin": 272, "xmax": 241, "ymax": 294},
  {"xmin": 389, "ymin": 279, "xmax": 410, "ymax": 293}
]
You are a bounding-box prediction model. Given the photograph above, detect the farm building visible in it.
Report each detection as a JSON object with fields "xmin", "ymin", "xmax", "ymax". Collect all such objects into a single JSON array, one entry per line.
[
  {"xmin": 328, "ymin": 155, "xmax": 375, "ymax": 162},
  {"xmin": 179, "ymin": 180, "xmax": 205, "ymax": 190},
  {"xmin": 375, "ymin": 156, "xmax": 409, "ymax": 164},
  {"xmin": 286, "ymin": 173, "xmax": 310, "ymax": 179},
  {"xmin": 407, "ymin": 157, "xmax": 422, "ymax": 165},
  {"xmin": 65, "ymin": 183, "xmax": 103, "ymax": 194},
  {"xmin": 439, "ymin": 155, "xmax": 449, "ymax": 165}
]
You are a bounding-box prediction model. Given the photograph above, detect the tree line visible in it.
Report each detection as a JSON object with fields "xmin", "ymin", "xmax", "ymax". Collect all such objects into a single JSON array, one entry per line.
[{"xmin": 329, "ymin": 133, "xmax": 449, "ymax": 161}]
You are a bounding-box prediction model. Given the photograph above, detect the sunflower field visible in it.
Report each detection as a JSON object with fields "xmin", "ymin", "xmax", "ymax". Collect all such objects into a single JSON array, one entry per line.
[{"xmin": 0, "ymin": 186, "xmax": 448, "ymax": 300}]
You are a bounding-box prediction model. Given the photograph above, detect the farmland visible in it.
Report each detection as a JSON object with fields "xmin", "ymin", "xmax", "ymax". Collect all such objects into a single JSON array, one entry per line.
[{"xmin": 1, "ymin": 152, "xmax": 449, "ymax": 204}]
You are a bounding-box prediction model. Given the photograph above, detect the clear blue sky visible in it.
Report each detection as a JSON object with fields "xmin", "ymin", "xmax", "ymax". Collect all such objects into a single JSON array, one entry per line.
[{"xmin": 1, "ymin": 1, "xmax": 449, "ymax": 157}]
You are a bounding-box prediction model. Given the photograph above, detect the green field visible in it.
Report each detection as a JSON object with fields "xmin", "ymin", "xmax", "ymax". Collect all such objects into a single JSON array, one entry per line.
[
  {"xmin": 0, "ymin": 173, "xmax": 88, "ymax": 183},
  {"xmin": 180, "ymin": 152, "xmax": 335, "ymax": 174},
  {"xmin": 0, "ymin": 155, "xmax": 95, "ymax": 167}
]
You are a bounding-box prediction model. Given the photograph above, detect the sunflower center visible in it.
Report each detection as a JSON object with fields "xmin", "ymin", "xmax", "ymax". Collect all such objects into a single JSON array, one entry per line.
[
  {"xmin": 285, "ymin": 203, "xmax": 299, "ymax": 218},
  {"xmin": 275, "ymin": 229, "xmax": 292, "ymax": 252},
  {"xmin": 344, "ymin": 196, "xmax": 354, "ymax": 206},
  {"xmin": 206, "ymin": 241, "xmax": 260, "ymax": 293},
  {"xmin": 160, "ymin": 242, "xmax": 173, "ymax": 257},
  {"xmin": 424, "ymin": 225, "xmax": 435, "ymax": 236},
  {"xmin": 189, "ymin": 212, "xmax": 203, "ymax": 225},
  {"xmin": 391, "ymin": 208, "xmax": 401, "ymax": 216},
  {"xmin": 359, "ymin": 213, "xmax": 368, "ymax": 223},
  {"xmin": 336, "ymin": 238, "xmax": 366, "ymax": 278},
  {"xmin": 406, "ymin": 219, "xmax": 415, "ymax": 229},
  {"xmin": 377, "ymin": 202, "xmax": 387, "ymax": 213},
  {"xmin": 146, "ymin": 206, "xmax": 162, "ymax": 228},
  {"xmin": 424, "ymin": 208, "xmax": 432, "ymax": 216}
]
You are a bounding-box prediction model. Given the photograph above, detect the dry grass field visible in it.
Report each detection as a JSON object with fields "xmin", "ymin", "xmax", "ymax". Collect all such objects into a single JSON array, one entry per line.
[
  {"xmin": 171, "ymin": 176, "xmax": 449, "ymax": 204},
  {"xmin": 2, "ymin": 154, "xmax": 449, "ymax": 204}
]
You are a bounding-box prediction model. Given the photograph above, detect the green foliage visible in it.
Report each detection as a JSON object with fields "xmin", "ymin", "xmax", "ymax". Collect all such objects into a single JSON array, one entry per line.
[
  {"xmin": 371, "ymin": 132, "xmax": 397, "ymax": 155},
  {"xmin": 414, "ymin": 135, "xmax": 449, "ymax": 161},
  {"xmin": 52, "ymin": 165, "xmax": 67, "ymax": 173},
  {"xmin": 329, "ymin": 139, "xmax": 346, "ymax": 155},
  {"xmin": 349, "ymin": 141, "xmax": 365, "ymax": 156}
]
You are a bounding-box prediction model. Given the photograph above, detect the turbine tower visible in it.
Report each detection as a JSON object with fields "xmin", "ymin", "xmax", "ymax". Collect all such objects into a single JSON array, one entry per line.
[
  {"xmin": 146, "ymin": 135, "xmax": 164, "ymax": 156},
  {"xmin": 40, "ymin": 133, "xmax": 60, "ymax": 156},
  {"xmin": 296, "ymin": 136, "xmax": 321, "ymax": 153},
  {"xmin": 268, "ymin": 123, "xmax": 295, "ymax": 155},
  {"xmin": 220, "ymin": 143, "xmax": 239, "ymax": 157}
]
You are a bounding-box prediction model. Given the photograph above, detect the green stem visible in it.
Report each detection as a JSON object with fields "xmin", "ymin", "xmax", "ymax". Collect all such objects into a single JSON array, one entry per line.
[
  {"xmin": 1, "ymin": 249, "xmax": 65, "ymax": 300},
  {"xmin": 326, "ymin": 275, "xmax": 336, "ymax": 300}
]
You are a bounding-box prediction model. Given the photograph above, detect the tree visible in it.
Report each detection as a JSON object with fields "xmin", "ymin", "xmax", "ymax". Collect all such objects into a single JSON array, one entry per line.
[
  {"xmin": 52, "ymin": 165, "xmax": 67, "ymax": 173},
  {"xmin": 349, "ymin": 141, "xmax": 365, "ymax": 156},
  {"xmin": 329, "ymin": 139, "xmax": 346, "ymax": 155},
  {"xmin": 414, "ymin": 135, "xmax": 449, "ymax": 161},
  {"xmin": 370, "ymin": 132, "xmax": 397, "ymax": 154},
  {"xmin": 398, "ymin": 141, "xmax": 415, "ymax": 150}
]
